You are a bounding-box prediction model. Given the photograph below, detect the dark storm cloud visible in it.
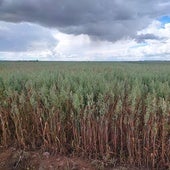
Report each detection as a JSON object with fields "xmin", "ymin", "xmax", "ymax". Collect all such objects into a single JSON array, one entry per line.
[
  {"xmin": 0, "ymin": 22, "xmax": 57, "ymax": 52},
  {"xmin": 0, "ymin": 0, "xmax": 170, "ymax": 41},
  {"xmin": 135, "ymin": 34, "xmax": 163, "ymax": 43}
]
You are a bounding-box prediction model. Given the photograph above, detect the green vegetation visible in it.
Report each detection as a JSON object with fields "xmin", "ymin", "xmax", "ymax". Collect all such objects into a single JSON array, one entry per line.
[{"xmin": 0, "ymin": 61, "xmax": 170, "ymax": 169}]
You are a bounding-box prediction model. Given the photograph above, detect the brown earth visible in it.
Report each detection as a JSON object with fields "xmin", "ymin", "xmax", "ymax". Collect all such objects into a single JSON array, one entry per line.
[{"xmin": 0, "ymin": 147, "xmax": 148, "ymax": 170}]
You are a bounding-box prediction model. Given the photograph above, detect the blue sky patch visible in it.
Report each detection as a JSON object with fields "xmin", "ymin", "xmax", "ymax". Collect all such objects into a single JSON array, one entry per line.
[{"xmin": 158, "ymin": 16, "xmax": 170, "ymax": 26}]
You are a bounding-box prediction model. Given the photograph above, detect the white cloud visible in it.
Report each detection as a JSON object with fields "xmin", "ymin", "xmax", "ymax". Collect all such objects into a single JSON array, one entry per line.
[
  {"xmin": 0, "ymin": 51, "xmax": 52, "ymax": 60},
  {"xmin": 138, "ymin": 20, "xmax": 170, "ymax": 38},
  {"xmin": 134, "ymin": 20, "xmax": 170, "ymax": 60},
  {"xmin": 0, "ymin": 21, "xmax": 57, "ymax": 52},
  {"xmin": 51, "ymin": 31, "xmax": 138, "ymax": 61},
  {"xmin": 0, "ymin": 19, "xmax": 170, "ymax": 61},
  {"xmin": 50, "ymin": 20, "xmax": 170, "ymax": 61}
]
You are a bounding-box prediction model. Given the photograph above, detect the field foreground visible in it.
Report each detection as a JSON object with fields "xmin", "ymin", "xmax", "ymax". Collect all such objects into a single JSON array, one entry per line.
[
  {"xmin": 0, "ymin": 147, "xmax": 147, "ymax": 170},
  {"xmin": 0, "ymin": 61, "xmax": 170, "ymax": 169}
]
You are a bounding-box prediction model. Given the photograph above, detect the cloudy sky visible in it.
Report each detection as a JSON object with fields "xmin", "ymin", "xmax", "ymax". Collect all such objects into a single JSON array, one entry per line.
[{"xmin": 0, "ymin": 0, "xmax": 170, "ymax": 61}]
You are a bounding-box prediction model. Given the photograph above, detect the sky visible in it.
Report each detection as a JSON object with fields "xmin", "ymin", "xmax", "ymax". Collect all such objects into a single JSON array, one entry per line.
[{"xmin": 0, "ymin": 0, "xmax": 170, "ymax": 61}]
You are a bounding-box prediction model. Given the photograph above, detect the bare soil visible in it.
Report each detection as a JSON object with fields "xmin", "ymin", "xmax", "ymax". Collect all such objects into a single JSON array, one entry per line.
[{"xmin": 0, "ymin": 147, "xmax": 148, "ymax": 170}]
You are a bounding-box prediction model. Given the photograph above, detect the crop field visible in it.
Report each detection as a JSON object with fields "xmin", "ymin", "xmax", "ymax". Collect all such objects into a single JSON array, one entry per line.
[{"xmin": 0, "ymin": 61, "xmax": 170, "ymax": 169}]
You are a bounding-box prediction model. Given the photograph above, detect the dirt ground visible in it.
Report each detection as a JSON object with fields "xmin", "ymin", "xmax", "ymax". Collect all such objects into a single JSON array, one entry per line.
[{"xmin": 0, "ymin": 147, "xmax": 148, "ymax": 170}]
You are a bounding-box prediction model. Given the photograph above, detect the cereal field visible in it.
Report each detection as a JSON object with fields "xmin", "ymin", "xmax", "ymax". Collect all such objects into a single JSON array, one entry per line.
[{"xmin": 0, "ymin": 61, "xmax": 170, "ymax": 169}]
